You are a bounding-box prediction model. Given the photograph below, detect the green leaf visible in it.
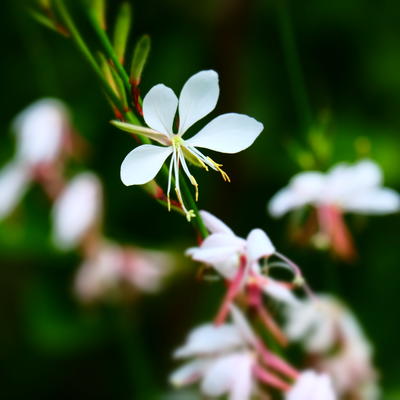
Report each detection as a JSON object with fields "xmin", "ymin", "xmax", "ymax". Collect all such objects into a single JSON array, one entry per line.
[
  {"xmin": 130, "ymin": 34, "xmax": 151, "ymax": 85},
  {"xmin": 113, "ymin": 2, "xmax": 132, "ymax": 64}
]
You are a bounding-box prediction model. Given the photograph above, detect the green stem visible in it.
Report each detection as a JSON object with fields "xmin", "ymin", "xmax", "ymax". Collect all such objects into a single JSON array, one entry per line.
[
  {"xmin": 86, "ymin": 9, "xmax": 132, "ymax": 94},
  {"xmin": 276, "ymin": 0, "xmax": 313, "ymax": 133},
  {"xmin": 54, "ymin": 0, "xmax": 125, "ymax": 114}
]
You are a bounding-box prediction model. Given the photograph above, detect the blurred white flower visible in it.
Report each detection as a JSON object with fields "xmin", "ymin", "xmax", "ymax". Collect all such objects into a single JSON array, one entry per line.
[
  {"xmin": 170, "ymin": 305, "xmax": 297, "ymax": 399},
  {"xmin": 0, "ymin": 162, "xmax": 30, "ymax": 218},
  {"xmin": 13, "ymin": 98, "xmax": 69, "ymax": 166},
  {"xmin": 52, "ymin": 172, "xmax": 102, "ymax": 249},
  {"xmin": 114, "ymin": 70, "xmax": 263, "ymax": 220},
  {"xmin": 0, "ymin": 99, "xmax": 70, "ymax": 219},
  {"xmin": 285, "ymin": 295, "xmax": 379, "ymax": 398},
  {"xmin": 75, "ymin": 241, "xmax": 172, "ymax": 301},
  {"xmin": 268, "ymin": 159, "xmax": 399, "ymax": 260},
  {"xmin": 269, "ymin": 159, "xmax": 400, "ymax": 217},
  {"xmin": 187, "ymin": 210, "xmax": 303, "ymax": 307},
  {"xmin": 285, "ymin": 370, "xmax": 336, "ymax": 400}
]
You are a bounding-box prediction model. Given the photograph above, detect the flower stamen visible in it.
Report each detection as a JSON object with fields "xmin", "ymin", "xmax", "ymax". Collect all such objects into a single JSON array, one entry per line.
[{"xmin": 206, "ymin": 156, "xmax": 231, "ymax": 182}]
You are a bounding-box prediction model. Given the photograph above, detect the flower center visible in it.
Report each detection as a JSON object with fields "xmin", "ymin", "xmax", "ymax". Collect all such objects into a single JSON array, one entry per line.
[{"xmin": 171, "ymin": 134, "xmax": 184, "ymax": 148}]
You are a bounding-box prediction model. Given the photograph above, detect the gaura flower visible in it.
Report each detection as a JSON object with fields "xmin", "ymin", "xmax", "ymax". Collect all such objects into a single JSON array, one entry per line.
[
  {"xmin": 285, "ymin": 370, "xmax": 336, "ymax": 400},
  {"xmin": 269, "ymin": 159, "xmax": 400, "ymax": 217},
  {"xmin": 170, "ymin": 305, "xmax": 299, "ymax": 399},
  {"xmin": 75, "ymin": 240, "xmax": 172, "ymax": 302},
  {"xmin": 0, "ymin": 99, "xmax": 70, "ymax": 219},
  {"xmin": 268, "ymin": 159, "xmax": 400, "ymax": 260},
  {"xmin": 285, "ymin": 295, "xmax": 379, "ymax": 398},
  {"xmin": 113, "ymin": 70, "xmax": 264, "ymax": 220},
  {"xmin": 186, "ymin": 211, "xmax": 309, "ymax": 345},
  {"xmin": 52, "ymin": 173, "xmax": 102, "ymax": 250}
]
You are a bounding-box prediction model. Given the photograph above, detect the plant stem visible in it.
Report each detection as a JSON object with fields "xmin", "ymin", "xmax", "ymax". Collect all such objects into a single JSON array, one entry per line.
[
  {"xmin": 276, "ymin": 0, "xmax": 313, "ymax": 133},
  {"xmin": 53, "ymin": 0, "xmax": 125, "ymax": 115},
  {"xmin": 86, "ymin": 9, "xmax": 132, "ymax": 94}
]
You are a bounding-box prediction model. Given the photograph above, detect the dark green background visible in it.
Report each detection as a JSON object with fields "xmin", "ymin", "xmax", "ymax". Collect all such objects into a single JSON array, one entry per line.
[{"xmin": 1, "ymin": 0, "xmax": 399, "ymax": 398}]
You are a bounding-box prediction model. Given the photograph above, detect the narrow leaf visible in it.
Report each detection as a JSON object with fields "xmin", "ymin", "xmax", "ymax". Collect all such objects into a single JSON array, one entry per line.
[
  {"xmin": 113, "ymin": 2, "xmax": 132, "ymax": 64},
  {"xmin": 130, "ymin": 34, "xmax": 151, "ymax": 85}
]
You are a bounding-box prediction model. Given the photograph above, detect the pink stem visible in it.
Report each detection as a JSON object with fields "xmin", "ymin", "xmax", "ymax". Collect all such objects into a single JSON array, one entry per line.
[
  {"xmin": 256, "ymin": 340, "xmax": 299, "ymax": 380},
  {"xmin": 253, "ymin": 364, "xmax": 291, "ymax": 392},
  {"xmin": 318, "ymin": 204, "xmax": 357, "ymax": 262},
  {"xmin": 214, "ymin": 255, "xmax": 246, "ymax": 325}
]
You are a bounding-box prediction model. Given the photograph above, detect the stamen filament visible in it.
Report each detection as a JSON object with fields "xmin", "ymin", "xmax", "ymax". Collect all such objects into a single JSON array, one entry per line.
[
  {"xmin": 166, "ymin": 153, "xmax": 174, "ymax": 211},
  {"xmin": 206, "ymin": 157, "xmax": 231, "ymax": 182},
  {"xmin": 178, "ymin": 149, "xmax": 199, "ymax": 201}
]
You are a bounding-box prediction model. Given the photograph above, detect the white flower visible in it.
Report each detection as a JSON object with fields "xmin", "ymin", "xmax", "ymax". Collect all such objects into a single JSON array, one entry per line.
[
  {"xmin": 269, "ymin": 159, "xmax": 400, "ymax": 217},
  {"xmin": 0, "ymin": 162, "xmax": 30, "ymax": 219},
  {"xmin": 114, "ymin": 70, "xmax": 263, "ymax": 219},
  {"xmin": 186, "ymin": 210, "xmax": 302, "ymax": 306},
  {"xmin": 286, "ymin": 370, "xmax": 336, "ymax": 400},
  {"xmin": 170, "ymin": 306, "xmax": 257, "ymax": 400},
  {"xmin": 52, "ymin": 173, "xmax": 102, "ymax": 249},
  {"xmin": 285, "ymin": 295, "xmax": 379, "ymax": 397},
  {"xmin": 0, "ymin": 99, "xmax": 69, "ymax": 220},
  {"xmin": 75, "ymin": 241, "xmax": 172, "ymax": 301},
  {"xmin": 13, "ymin": 98, "xmax": 69, "ymax": 166}
]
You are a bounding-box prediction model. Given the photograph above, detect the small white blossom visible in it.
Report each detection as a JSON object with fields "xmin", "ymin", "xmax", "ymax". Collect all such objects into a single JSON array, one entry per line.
[
  {"xmin": 269, "ymin": 159, "xmax": 400, "ymax": 217},
  {"xmin": 0, "ymin": 99, "xmax": 70, "ymax": 219},
  {"xmin": 285, "ymin": 370, "xmax": 336, "ymax": 400},
  {"xmin": 114, "ymin": 70, "xmax": 263, "ymax": 219},
  {"xmin": 75, "ymin": 241, "xmax": 172, "ymax": 301},
  {"xmin": 13, "ymin": 98, "xmax": 69, "ymax": 166},
  {"xmin": 0, "ymin": 161, "xmax": 30, "ymax": 219},
  {"xmin": 170, "ymin": 306, "xmax": 257, "ymax": 400},
  {"xmin": 186, "ymin": 210, "xmax": 302, "ymax": 306},
  {"xmin": 285, "ymin": 295, "xmax": 379, "ymax": 398},
  {"xmin": 52, "ymin": 173, "xmax": 102, "ymax": 249}
]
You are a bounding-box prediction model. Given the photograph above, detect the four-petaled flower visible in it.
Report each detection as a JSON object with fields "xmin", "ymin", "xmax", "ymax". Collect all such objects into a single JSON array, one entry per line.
[
  {"xmin": 170, "ymin": 305, "xmax": 300, "ymax": 399},
  {"xmin": 268, "ymin": 159, "xmax": 400, "ymax": 260},
  {"xmin": 186, "ymin": 210, "xmax": 308, "ymax": 334},
  {"xmin": 113, "ymin": 70, "xmax": 263, "ymax": 220}
]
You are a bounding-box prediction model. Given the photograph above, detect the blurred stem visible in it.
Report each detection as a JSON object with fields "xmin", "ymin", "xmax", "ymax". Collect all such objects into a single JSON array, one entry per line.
[
  {"xmin": 54, "ymin": 0, "xmax": 125, "ymax": 114},
  {"xmin": 276, "ymin": 0, "xmax": 313, "ymax": 133},
  {"xmin": 86, "ymin": 8, "xmax": 132, "ymax": 94}
]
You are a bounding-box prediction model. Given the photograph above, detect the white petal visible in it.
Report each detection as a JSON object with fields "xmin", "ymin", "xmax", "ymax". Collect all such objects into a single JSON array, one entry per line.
[
  {"xmin": 186, "ymin": 233, "xmax": 245, "ymax": 265},
  {"xmin": 263, "ymin": 278, "xmax": 300, "ymax": 306},
  {"xmin": 174, "ymin": 324, "xmax": 244, "ymax": 358},
  {"xmin": 74, "ymin": 242, "xmax": 121, "ymax": 301},
  {"xmin": 201, "ymin": 353, "xmax": 253, "ymax": 399},
  {"xmin": 324, "ymin": 159, "xmax": 383, "ymax": 205},
  {"xmin": 14, "ymin": 98, "xmax": 67, "ymax": 165},
  {"xmin": 0, "ymin": 162, "xmax": 30, "ymax": 219},
  {"xmin": 343, "ymin": 187, "xmax": 400, "ymax": 214},
  {"xmin": 268, "ymin": 187, "xmax": 299, "ymax": 217},
  {"xmin": 169, "ymin": 359, "xmax": 210, "ymax": 387},
  {"xmin": 120, "ymin": 144, "xmax": 172, "ymax": 186},
  {"xmin": 123, "ymin": 249, "xmax": 171, "ymax": 293},
  {"xmin": 185, "ymin": 113, "xmax": 263, "ymax": 154},
  {"xmin": 143, "ymin": 84, "xmax": 178, "ymax": 134},
  {"xmin": 178, "ymin": 70, "xmax": 219, "ymax": 135},
  {"xmin": 52, "ymin": 173, "xmax": 102, "ymax": 249},
  {"xmin": 229, "ymin": 354, "xmax": 254, "ymax": 400},
  {"xmin": 291, "ymin": 171, "xmax": 326, "ymax": 205},
  {"xmin": 246, "ymin": 229, "xmax": 275, "ymax": 261},
  {"xmin": 286, "ymin": 370, "xmax": 336, "ymax": 400},
  {"xmin": 229, "ymin": 304, "xmax": 258, "ymax": 346},
  {"xmin": 199, "ymin": 210, "xmax": 235, "ymax": 235}
]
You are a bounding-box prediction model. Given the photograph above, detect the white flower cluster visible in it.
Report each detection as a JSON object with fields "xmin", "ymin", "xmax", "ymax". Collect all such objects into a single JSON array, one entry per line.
[{"xmin": 0, "ymin": 99, "xmax": 171, "ymax": 302}]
